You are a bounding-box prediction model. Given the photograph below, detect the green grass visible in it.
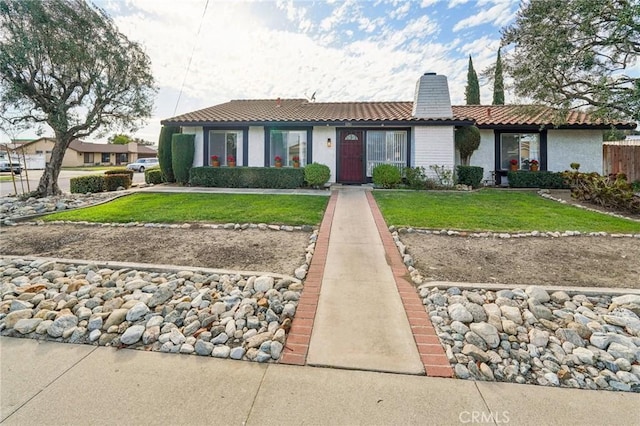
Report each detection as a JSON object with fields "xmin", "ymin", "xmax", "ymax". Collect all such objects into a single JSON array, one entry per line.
[
  {"xmin": 43, "ymin": 192, "xmax": 328, "ymax": 225},
  {"xmin": 373, "ymin": 189, "xmax": 640, "ymax": 233}
]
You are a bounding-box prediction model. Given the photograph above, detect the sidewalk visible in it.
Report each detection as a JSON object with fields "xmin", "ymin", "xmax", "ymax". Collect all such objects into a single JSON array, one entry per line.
[{"xmin": 2, "ymin": 337, "xmax": 638, "ymax": 425}]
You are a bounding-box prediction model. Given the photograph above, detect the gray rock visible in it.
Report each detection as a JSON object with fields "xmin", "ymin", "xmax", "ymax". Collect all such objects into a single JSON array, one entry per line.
[
  {"xmin": 556, "ymin": 328, "xmax": 585, "ymax": 347},
  {"xmin": 256, "ymin": 351, "xmax": 271, "ymax": 362},
  {"xmin": 572, "ymin": 347, "xmax": 595, "ymax": 365},
  {"xmin": 612, "ymin": 295, "xmax": 640, "ymax": 306},
  {"xmin": 502, "ymin": 319, "xmax": 518, "ymax": 335},
  {"xmin": 47, "ymin": 314, "xmax": 78, "ymax": 338},
  {"xmin": 454, "ymin": 363, "xmax": 470, "ymax": 379},
  {"xmin": 148, "ymin": 285, "xmax": 173, "ymax": 308},
  {"xmin": 550, "ymin": 291, "xmax": 570, "ymax": 304},
  {"xmin": 179, "ymin": 343, "xmax": 195, "ymax": 354},
  {"xmin": 142, "ymin": 326, "xmax": 160, "ymax": 344},
  {"xmin": 120, "ymin": 325, "xmax": 145, "ymax": 345},
  {"xmin": 450, "ymin": 321, "xmax": 470, "ymax": 335},
  {"xmin": 126, "ymin": 302, "xmax": 150, "ymax": 322},
  {"xmin": 103, "ymin": 309, "xmax": 128, "ymax": 330},
  {"xmin": 529, "ymin": 329, "xmax": 550, "ymax": 347},
  {"xmin": 500, "ymin": 306, "xmax": 522, "ymax": 324},
  {"xmin": 609, "ymin": 381, "xmax": 631, "ymax": 392},
  {"xmin": 169, "ymin": 328, "xmax": 186, "ymax": 345},
  {"xmin": 211, "ymin": 332, "xmax": 229, "ymax": 345},
  {"xmin": 195, "ymin": 340, "xmax": 214, "ymax": 356},
  {"xmin": 544, "ymin": 372, "xmax": 560, "ymax": 386},
  {"xmin": 211, "ymin": 345, "xmax": 231, "ymax": 358},
  {"xmin": 14, "ymin": 318, "xmax": 42, "ymax": 334},
  {"xmin": 254, "ymin": 276, "xmax": 274, "ymax": 293},
  {"xmin": 4, "ymin": 309, "xmax": 33, "ymax": 329},
  {"xmin": 466, "ymin": 303, "xmax": 487, "ymax": 322},
  {"xmin": 10, "ymin": 300, "xmax": 33, "ymax": 312},
  {"xmin": 89, "ymin": 329, "xmax": 101, "ymax": 342},
  {"xmin": 526, "ymin": 286, "xmax": 550, "ymax": 303},
  {"xmin": 528, "ymin": 301, "xmax": 553, "ymax": 321},
  {"xmin": 607, "ymin": 342, "xmax": 637, "ymax": 363},
  {"xmin": 270, "ymin": 341, "xmax": 284, "ymax": 359},
  {"xmin": 230, "ymin": 347, "xmax": 246, "ymax": 360},
  {"xmin": 448, "ymin": 303, "xmax": 473, "ymax": 323},
  {"xmin": 462, "ymin": 344, "xmax": 489, "ymax": 363},
  {"xmin": 470, "ymin": 322, "xmax": 500, "ymax": 349}
]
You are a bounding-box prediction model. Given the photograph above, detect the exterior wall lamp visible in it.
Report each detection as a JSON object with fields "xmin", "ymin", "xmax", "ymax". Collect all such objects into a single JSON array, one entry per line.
[{"xmin": 327, "ymin": 138, "xmax": 332, "ymax": 148}]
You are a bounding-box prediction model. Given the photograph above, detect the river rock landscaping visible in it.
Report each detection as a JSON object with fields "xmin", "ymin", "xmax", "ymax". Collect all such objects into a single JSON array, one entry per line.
[
  {"xmin": 0, "ymin": 239, "xmax": 316, "ymax": 362},
  {"xmin": 0, "ymin": 193, "xmax": 118, "ymax": 224},
  {"xmin": 420, "ymin": 285, "xmax": 640, "ymax": 392}
]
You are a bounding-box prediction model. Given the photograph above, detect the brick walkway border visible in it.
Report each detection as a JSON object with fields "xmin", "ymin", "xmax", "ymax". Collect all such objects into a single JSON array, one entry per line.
[
  {"xmin": 280, "ymin": 190, "xmax": 338, "ymax": 366},
  {"xmin": 366, "ymin": 191, "xmax": 453, "ymax": 378}
]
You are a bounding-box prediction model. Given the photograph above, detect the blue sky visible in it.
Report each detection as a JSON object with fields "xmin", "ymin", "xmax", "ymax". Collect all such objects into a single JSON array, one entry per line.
[{"xmin": 5, "ymin": 0, "xmax": 523, "ymax": 144}]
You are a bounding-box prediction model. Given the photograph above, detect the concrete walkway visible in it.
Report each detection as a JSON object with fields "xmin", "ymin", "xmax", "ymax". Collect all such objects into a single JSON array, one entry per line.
[{"xmin": 306, "ymin": 188, "xmax": 423, "ymax": 374}]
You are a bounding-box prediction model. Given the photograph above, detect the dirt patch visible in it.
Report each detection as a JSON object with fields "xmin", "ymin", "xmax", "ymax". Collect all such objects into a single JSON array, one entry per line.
[
  {"xmin": 0, "ymin": 224, "xmax": 310, "ymax": 276},
  {"xmin": 401, "ymin": 233, "xmax": 640, "ymax": 289}
]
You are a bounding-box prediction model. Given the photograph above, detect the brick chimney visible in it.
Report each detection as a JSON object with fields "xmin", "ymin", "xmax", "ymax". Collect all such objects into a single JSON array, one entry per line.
[{"xmin": 411, "ymin": 73, "xmax": 453, "ymax": 119}]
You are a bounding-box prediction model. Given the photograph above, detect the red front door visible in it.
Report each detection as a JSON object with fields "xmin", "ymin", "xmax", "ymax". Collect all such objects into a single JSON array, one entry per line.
[{"xmin": 338, "ymin": 130, "xmax": 364, "ymax": 183}]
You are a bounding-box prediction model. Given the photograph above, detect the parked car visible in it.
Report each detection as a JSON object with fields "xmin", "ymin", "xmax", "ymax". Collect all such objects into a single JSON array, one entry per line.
[
  {"xmin": 126, "ymin": 157, "xmax": 159, "ymax": 172},
  {"xmin": 0, "ymin": 159, "xmax": 22, "ymax": 175}
]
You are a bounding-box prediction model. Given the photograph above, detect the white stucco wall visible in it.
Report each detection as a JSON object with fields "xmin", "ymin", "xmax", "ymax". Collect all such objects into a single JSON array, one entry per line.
[
  {"xmin": 547, "ymin": 129, "xmax": 603, "ymax": 173},
  {"xmin": 312, "ymin": 126, "xmax": 337, "ymax": 182},
  {"xmin": 469, "ymin": 129, "xmax": 495, "ymax": 182},
  {"xmin": 248, "ymin": 126, "xmax": 265, "ymax": 166},
  {"xmin": 181, "ymin": 126, "xmax": 203, "ymax": 167},
  {"xmin": 413, "ymin": 126, "xmax": 455, "ymax": 178}
]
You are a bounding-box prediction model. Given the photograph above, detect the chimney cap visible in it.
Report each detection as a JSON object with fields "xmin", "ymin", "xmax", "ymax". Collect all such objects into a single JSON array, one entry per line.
[{"xmin": 423, "ymin": 72, "xmax": 437, "ymax": 75}]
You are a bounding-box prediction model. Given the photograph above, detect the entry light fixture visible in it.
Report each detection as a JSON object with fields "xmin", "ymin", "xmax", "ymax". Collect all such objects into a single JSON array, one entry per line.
[{"xmin": 327, "ymin": 138, "xmax": 332, "ymax": 148}]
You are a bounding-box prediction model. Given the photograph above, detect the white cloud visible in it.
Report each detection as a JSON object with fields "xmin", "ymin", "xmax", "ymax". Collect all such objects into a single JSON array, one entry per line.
[
  {"xmin": 453, "ymin": 2, "xmax": 516, "ymax": 31},
  {"xmin": 390, "ymin": 2, "xmax": 411, "ymax": 19},
  {"xmin": 420, "ymin": 0, "xmax": 439, "ymax": 7}
]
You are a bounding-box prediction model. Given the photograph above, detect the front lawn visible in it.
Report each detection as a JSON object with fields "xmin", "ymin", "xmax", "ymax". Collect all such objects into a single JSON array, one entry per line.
[
  {"xmin": 373, "ymin": 189, "xmax": 640, "ymax": 233},
  {"xmin": 43, "ymin": 192, "xmax": 328, "ymax": 225}
]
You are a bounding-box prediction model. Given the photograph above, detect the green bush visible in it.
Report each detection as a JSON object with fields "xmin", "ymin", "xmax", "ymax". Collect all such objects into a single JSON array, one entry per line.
[
  {"xmin": 145, "ymin": 167, "xmax": 165, "ymax": 184},
  {"xmin": 372, "ymin": 164, "xmax": 401, "ymax": 189},
  {"xmin": 158, "ymin": 126, "xmax": 180, "ymax": 183},
  {"xmin": 189, "ymin": 167, "xmax": 304, "ymax": 189},
  {"xmin": 454, "ymin": 126, "xmax": 481, "ymax": 165},
  {"xmin": 304, "ymin": 163, "xmax": 331, "ymax": 188},
  {"xmin": 507, "ymin": 171, "xmax": 568, "ymax": 189},
  {"xmin": 456, "ymin": 165, "xmax": 484, "ymax": 188},
  {"xmin": 403, "ymin": 166, "xmax": 427, "ymax": 190},
  {"xmin": 171, "ymin": 133, "xmax": 195, "ymax": 184},
  {"xmin": 70, "ymin": 175, "xmax": 105, "ymax": 194},
  {"xmin": 105, "ymin": 167, "xmax": 134, "ymax": 180},
  {"xmin": 632, "ymin": 180, "xmax": 640, "ymax": 192},
  {"xmin": 103, "ymin": 174, "xmax": 131, "ymax": 191},
  {"xmin": 562, "ymin": 171, "xmax": 639, "ymax": 214}
]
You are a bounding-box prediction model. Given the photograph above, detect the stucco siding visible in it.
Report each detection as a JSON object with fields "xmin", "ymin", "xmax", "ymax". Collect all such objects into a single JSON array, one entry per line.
[
  {"xmin": 547, "ymin": 129, "xmax": 602, "ymax": 173},
  {"xmin": 470, "ymin": 129, "xmax": 495, "ymax": 182},
  {"xmin": 312, "ymin": 126, "xmax": 337, "ymax": 182},
  {"xmin": 413, "ymin": 126, "xmax": 455, "ymax": 178},
  {"xmin": 248, "ymin": 127, "xmax": 265, "ymax": 166}
]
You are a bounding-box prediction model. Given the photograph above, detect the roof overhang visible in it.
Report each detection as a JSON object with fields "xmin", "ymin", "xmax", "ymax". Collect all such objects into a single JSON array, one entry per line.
[{"xmin": 161, "ymin": 119, "xmax": 475, "ymax": 128}]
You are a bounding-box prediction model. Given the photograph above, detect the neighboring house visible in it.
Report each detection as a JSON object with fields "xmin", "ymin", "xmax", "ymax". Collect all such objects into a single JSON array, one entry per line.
[
  {"xmin": 8, "ymin": 137, "xmax": 157, "ymax": 167},
  {"xmin": 161, "ymin": 73, "xmax": 635, "ymax": 185}
]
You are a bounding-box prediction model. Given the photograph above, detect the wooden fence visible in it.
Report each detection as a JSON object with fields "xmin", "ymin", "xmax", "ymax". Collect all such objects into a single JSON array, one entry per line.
[{"xmin": 603, "ymin": 142, "xmax": 640, "ymax": 182}]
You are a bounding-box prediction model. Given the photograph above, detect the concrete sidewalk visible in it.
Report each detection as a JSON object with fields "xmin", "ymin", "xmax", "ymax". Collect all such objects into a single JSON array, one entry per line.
[
  {"xmin": 306, "ymin": 187, "xmax": 423, "ymax": 374},
  {"xmin": 2, "ymin": 338, "xmax": 638, "ymax": 425}
]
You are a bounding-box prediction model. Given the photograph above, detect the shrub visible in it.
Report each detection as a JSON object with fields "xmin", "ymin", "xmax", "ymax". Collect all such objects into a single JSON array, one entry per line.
[
  {"xmin": 158, "ymin": 126, "xmax": 180, "ymax": 182},
  {"xmin": 145, "ymin": 167, "xmax": 164, "ymax": 184},
  {"xmin": 456, "ymin": 165, "xmax": 484, "ymax": 188},
  {"xmin": 429, "ymin": 165, "xmax": 454, "ymax": 187},
  {"xmin": 372, "ymin": 164, "xmax": 401, "ymax": 189},
  {"xmin": 403, "ymin": 166, "xmax": 427, "ymax": 190},
  {"xmin": 70, "ymin": 175, "xmax": 105, "ymax": 194},
  {"xmin": 562, "ymin": 171, "xmax": 639, "ymax": 214},
  {"xmin": 171, "ymin": 133, "xmax": 195, "ymax": 184},
  {"xmin": 105, "ymin": 167, "xmax": 133, "ymax": 180},
  {"xmin": 103, "ymin": 174, "xmax": 131, "ymax": 191},
  {"xmin": 632, "ymin": 180, "xmax": 640, "ymax": 193},
  {"xmin": 189, "ymin": 167, "xmax": 304, "ymax": 189},
  {"xmin": 507, "ymin": 171, "xmax": 568, "ymax": 189},
  {"xmin": 454, "ymin": 126, "xmax": 481, "ymax": 165},
  {"xmin": 304, "ymin": 163, "xmax": 331, "ymax": 188}
]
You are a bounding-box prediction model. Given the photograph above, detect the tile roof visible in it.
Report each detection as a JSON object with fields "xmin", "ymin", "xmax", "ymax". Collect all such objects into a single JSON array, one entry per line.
[
  {"xmin": 162, "ymin": 99, "xmax": 635, "ymax": 128},
  {"xmin": 69, "ymin": 140, "xmax": 157, "ymax": 154}
]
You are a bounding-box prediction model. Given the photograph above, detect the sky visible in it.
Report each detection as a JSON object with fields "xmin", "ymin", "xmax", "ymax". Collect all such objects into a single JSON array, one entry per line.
[{"xmin": 5, "ymin": 0, "xmax": 525, "ymax": 145}]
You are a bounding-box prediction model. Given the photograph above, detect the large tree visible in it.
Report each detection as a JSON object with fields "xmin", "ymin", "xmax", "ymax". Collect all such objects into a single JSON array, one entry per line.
[
  {"xmin": 0, "ymin": 0, "xmax": 156, "ymax": 196},
  {"xmin": 492, "ymin": 48, "xmax": 505, "ymax": 105},
  {"xmin": 501, "ymin": 0, "xmax": 640, "ymax": 121},
  {"xmin": 465, "ymin": 55, "xmax": 480, "ymax": 105}
]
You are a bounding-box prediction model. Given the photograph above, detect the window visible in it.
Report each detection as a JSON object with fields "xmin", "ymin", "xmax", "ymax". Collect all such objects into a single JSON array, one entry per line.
[
  {"xmin": 84, "ymin": 153, "xmax": 94, "ymax": 163},
  {"xmin": 101, "ymin": 153, "xmax": 110, "ymax": 163},
  {"xmin": 36, "ymin": 150, "xmax": 43, "ymax": 154},
  {"xmin": 270, "ymin": 130, "xmax": 306, "ymax": 166},
  {"xmin": 118, "ymin": 153, "xmax": 128, "ymax": 164},
  {"xmin": 500, "ymin": 133, "xmax": 540, "ymax": 170},
  {"xmin": 366, "ymin": 130, "xmax": 407, "ymax": 177},
  {"xmin": 209, "ymin": 131, "xmax": 239, "ymax": 165}
]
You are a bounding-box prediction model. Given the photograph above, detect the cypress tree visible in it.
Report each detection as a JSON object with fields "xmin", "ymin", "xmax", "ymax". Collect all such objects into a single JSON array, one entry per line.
[
  {"xmin": 465, "ymin": 55, "xmax": 480, "ymax": 105},
  {"xmin": 171, "ymin": 133, "xmax": 195, "ymax": 185},
  {"xmin": 158, "ymin": 126, "xmax": 180, "ymax": 182},
  {"xmin": 493, "ymin": 49, "xmax": 505, "ymax": 105}
]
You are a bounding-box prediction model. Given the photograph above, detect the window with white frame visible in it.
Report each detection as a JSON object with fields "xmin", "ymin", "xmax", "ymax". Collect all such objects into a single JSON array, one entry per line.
[
  {"xmin": 209, "ymin": 130, "xmax": 240, "ymax": 165},
  {"xmin": 366, "ymin": 130, "xmax": 407, "ymax": 177},
  {"xmin": 500, "ymin": 133, "xmax": 540, "ymax": 170},
  {"xmin": 270, "ymin": 130, "xmax": 306, "ymax": 166}
]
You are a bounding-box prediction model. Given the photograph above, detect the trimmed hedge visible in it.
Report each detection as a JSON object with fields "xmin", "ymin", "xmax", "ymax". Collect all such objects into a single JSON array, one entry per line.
[
  {"xmin": 372, "ymin": 164, "xmax": 401, "ymax": 188},
  {"xmin": 145, "ymin": 167, "xmax": 165, "ymax": 184},
  {"xmin": 104, "ymin": 174, "xmax": 131, "ymax": 191},
  {"xmin": 189, "ymin": 167, "xmax": 305, "ymax": 189},
  {"xmin": 507, "ymin": 171, "xmax": 568, "ymax": 189},
  {"xmin": 70, "ymin": 175, "xmax": 105, "ymax": 194},
  {"xmin": 105, "ymin": 167, "xmax": 134, "ymax": 180},
  {"xmin": 158, "ymin": 126, "xmax": 180, "ymax": 182},
  {"xmin": 171, "ymin": 134, "xmax": 195, "ymax": 184},
  {"xmin": 304, "ymin": 163, "xmax": 331, "ymax": 188},
  {"xmin": 456, "ymin": 165, "xmax": 484, "ymax": 188}
]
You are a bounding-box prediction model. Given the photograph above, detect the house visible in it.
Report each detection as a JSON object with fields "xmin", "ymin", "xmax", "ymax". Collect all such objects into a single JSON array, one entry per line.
[
  {"xmin": 161, "ymin": 73, "xmax": 635, "ymax": 185},
  {"xmin": 8, "ymin": 137, "xmax": 157, "ymax": 168}
]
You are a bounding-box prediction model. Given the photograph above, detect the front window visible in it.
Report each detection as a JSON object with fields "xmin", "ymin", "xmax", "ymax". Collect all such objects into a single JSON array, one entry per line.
[
  {"xmin": 84, "ymin": 153, "xmax": 94, "ymax": 163},
  {"xmin": 209, "ymin": 131, "xmax": 239, "ymax": 165},
  {"xmin": 366, "ymin": 130, "xmax": 407, "ymax": 177},
  {"xmin": 500, "ymin": 133, "xmax": 540, "ymax": 170},
  {"xmin": 101, "ymin": 153, "xmax": 110, "ymax": 163},
  {"xmin": 270, "ymin": 130, "xmax": 307, "ymax": 166}
]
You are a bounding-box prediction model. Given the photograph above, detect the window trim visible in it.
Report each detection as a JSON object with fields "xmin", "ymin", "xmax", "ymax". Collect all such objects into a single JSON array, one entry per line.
[
  {"xmin": 265, "ymin": 127, "xmax": 313, "ymax": 167},
  {"xmin": 493, "ymin": 129, "xmax": 547, "ymax": 185},
  {"xmin": 203, "ymin": 128, "xmax": 246, "ymax": 166}
]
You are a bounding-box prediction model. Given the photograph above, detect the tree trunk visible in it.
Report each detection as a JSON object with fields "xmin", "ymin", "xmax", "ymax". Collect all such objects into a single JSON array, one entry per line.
[{"xmin": 36, "ymin": 133, "xmax": 72, "ymax": 197}]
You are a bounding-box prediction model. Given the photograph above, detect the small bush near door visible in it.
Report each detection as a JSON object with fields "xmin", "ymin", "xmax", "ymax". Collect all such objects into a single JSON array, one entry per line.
[
  {"xmin": 145, "ymin": 167, "xmax": 165, "ymax": 184},
  {"xmin": 372, "ymin": 164, "xmax": 401, "ymax": 188},
  {"xmin": 304, "ymin": 163, "xmax": 331, "ymax": 188},
  {"xmin": 403, "ymin": 166, "xmax": 428, "ymax": 189},
  {"xmin": 456, "ymin": 165, "xmax": 484, "ymax": 188},
  {"xmin": 189, "ymin": 167, "xmax": 304, "ymax": 189},
  {"xmin": 507, "ymin": 171, "xmax": 567, "ymax": 189}
]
